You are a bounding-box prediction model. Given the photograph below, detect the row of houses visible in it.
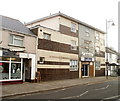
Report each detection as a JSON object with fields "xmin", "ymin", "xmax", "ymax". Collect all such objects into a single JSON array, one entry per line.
[{"xmin": 0, "ymin": 12, "xmax": 118, "ymax": 84}]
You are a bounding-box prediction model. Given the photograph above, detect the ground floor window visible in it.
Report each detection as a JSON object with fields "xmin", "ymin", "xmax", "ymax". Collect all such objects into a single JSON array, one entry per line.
[
  {"xmin": 0, "ymin": 62, "xmax": 9, "ymax": 80},
  {"xmin": 0, "ymin": 57, "xmax": 22, "ymax": 81},
  {"xmin": 11, "ymin": 63, "xmax": 21, "ymax": 79},
  {"xmin": 70, "ymin": 60, "xmax": 78, "ymax": 71}
]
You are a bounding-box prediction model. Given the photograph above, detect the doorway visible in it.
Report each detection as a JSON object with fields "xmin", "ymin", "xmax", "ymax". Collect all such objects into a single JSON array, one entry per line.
[
  {"xmin": 23, "ymin": 59, "xmax": 31, "ymax": 82},
  {"xmin": 82, "ymin": 64, "xmax": 89, "ymax": 77}
]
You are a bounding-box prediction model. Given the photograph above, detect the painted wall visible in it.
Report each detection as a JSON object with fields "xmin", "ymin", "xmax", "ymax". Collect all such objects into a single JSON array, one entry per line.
[
  {"xmin": 0, "ymin": 29, "xmax": 36, "ymax": 54},
  {"xmin": 59, "ymin": 17, "xmax": 78, "ymax": 30},
  {"xmin": 19, "ymin": 53, "xmax": 36, "ymax": 80},
  {"xmin": 38, "ymin": 26, "xmax": 78, "ymax": 46},
  {"xmin": 27, "ymin": 16, "xmax": 60, "ymax": 31}
]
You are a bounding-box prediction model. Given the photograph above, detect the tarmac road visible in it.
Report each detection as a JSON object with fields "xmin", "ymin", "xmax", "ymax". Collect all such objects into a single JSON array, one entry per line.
[{"xmin": 5, "ymin": 79, "xmax": 119, "ymax": 101}]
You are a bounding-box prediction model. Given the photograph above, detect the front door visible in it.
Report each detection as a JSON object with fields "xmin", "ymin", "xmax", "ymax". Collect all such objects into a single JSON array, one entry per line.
[
  {"xmin": 23, "ymin": 59, "xmax": 31, "ymax": 82},
  {"xmin": 82, "ymin": 64, "xmax": 89, "ymax": 77}
]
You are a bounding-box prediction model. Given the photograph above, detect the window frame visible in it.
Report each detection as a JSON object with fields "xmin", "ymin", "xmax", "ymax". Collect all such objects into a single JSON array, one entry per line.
[
  {"xmin": 9, "ymin": 34, "xmax": 24, "ymax": 47},
  {"xmin": 71, "ymin": 40, "xmax": 77, "ymax": 50},
  {"xmin": 71, "ymin": 23, "xmax": 76, "ymax": 33},
  {"xmin": 69, "ymin": 60, "xmax": 78, "ymax": 71},
  {"xmin": 0, "ymin": 57, "xmax": 22, "ymax": 81},
  {"xmin": 95, "ymin": 61, "xmax": 101, "ymax": 70},
  {"xmin": 39, "ymin": 57, "xmax": 45, "ymax": 64},
  {"xmin": 95, "ymin": 32, "xmax": 99, "ymax": 40},
  {"xmin": 95, "ymin": 46, "xmax": 100, "ymax": 53},
  {"xmin": 43, "ymin": 32, "xmax": 51, "ymax": 40}
]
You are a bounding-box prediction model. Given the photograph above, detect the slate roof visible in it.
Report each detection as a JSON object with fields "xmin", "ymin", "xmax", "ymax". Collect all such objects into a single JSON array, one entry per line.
[{"xmin": 0, "ymin": 15, "xmax": 35, "ymax": 36}]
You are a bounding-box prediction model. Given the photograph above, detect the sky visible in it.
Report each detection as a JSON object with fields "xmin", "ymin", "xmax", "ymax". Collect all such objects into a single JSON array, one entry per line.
[{"xmin": 0, "ymin": 0, "xmax": 119, "ymax": 51}]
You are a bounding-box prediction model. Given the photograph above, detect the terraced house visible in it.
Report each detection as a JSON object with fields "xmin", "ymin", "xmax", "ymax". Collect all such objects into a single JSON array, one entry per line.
[
  {"xmin": 0, "ymin": 15, "xmax": 37, "ymax": 84},
  {"xmin": 26, "ymin": 12, "xmax": 105, "ymax": 81}
]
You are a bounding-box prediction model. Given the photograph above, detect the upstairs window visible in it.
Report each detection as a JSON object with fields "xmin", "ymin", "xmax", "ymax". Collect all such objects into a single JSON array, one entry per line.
[
  {"xmin": 71, "ymin": 40, "xmax": 77, "ymax": 50},
  {"xmin": 9, "ymin": 34, "xmax": 24, "ymax": 47},
  {"xmin": 95, "ymin": 61, "xmax": 101, "ymax": 70},
  {"xmin": 43, "ymin": 33, "xmax": 51, "ymax": 40},
  {"xmin": 95, "ymin": 47, "xmax": 100, "ymax": 53},
  {"xmin": 95, "ymin": 32, "xmax": 99, "ymax": 40},
  {"xmin": 85, "ymin": 29, "xmax": 90, "ymax": 37},
  {"xmin": 71, "ymin": 23, "xmax": 76, "ymax": 33}
]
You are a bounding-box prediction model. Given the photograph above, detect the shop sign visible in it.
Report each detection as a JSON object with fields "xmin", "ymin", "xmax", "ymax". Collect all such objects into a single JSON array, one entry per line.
[
  {"xmin": 81, "ymin": 57, "xmax": 94, "ymax": 61},
  {"xmin": 3, "ymin": 49, "xmax": 19, "ymax": 57},
  {"xmin": 85, "ymin": 58, "xmax": 92, "ymax": 61}
]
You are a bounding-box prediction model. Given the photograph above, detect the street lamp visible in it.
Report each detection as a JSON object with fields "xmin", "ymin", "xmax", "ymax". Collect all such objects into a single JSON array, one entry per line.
[{"xmin": 106, "ymin": 19, "xmax": 115, "ymax": 79}]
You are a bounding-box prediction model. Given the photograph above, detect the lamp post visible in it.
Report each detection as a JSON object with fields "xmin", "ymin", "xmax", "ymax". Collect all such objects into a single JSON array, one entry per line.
[{"xmin": 106, "ymin": 19, "xmax": 115, "ymax": 79}]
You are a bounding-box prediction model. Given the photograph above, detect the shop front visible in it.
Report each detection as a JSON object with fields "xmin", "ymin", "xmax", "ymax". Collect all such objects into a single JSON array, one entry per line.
[
  {"xmin": 0, "ymin": 49, "xmax": 36, "ymax": 84},
  {"xmin": 81, "ymin": 57, "xmax": 95, "ymax": 78},
  {"xmin": 0, "ymin": 49, "xmax": 23, "ymax": 84}
]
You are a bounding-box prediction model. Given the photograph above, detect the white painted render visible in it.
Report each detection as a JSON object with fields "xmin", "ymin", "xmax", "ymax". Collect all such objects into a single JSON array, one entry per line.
[
  {"xmin": 0, "ymin": 50, "xmax": 2, "ymax": 56},
  {"xmin": 37, "ymin": 49, "xmax": 78, "ymax": 62},
  {"xmin": 38, "ymin": 27, "xmax": 78, "ymax": 46},
  {"xmin": 27, "ymin": 16, "xmax": 60, "ymax": 31},
  {"xmin": 59, "ymin": 17, "xmax": 79, "ymax": 30},
  {"xmin": 19, "ymin": 53, "xmax": 36, "ymax": 80}
]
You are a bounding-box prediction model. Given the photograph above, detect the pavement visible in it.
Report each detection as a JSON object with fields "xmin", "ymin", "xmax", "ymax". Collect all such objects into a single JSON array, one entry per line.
[{"xmin": 1, "ymin": 76, "xmax": 118, "ymax": 98}]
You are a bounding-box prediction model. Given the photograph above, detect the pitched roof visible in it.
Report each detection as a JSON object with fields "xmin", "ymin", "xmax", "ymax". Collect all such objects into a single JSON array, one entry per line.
[
  {"xmin": 106, "ymin": 47, "xmax": 118, "ymax": 54},
  {"xmin": 25, "ymin": 12, "xmax": 105, "ymax": 34},
  {"xmin": 0, "ymin": 15, "xmax": 35, "ymax": 36}
]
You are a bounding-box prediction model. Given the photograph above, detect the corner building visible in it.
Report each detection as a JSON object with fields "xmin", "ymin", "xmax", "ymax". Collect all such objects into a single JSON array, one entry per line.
[
  {"xmin": 26, "ymin": 13, "xmax": 79, "ymax": 81},
  {"xmin": 26, "ymin": 12, "xmax": 105, "ymax": 81}
]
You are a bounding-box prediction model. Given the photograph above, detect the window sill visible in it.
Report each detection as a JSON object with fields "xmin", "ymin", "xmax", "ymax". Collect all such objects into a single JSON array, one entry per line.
[{"xmin": 8, "ymin": 44, "xmax": 25, "ymax": 48}]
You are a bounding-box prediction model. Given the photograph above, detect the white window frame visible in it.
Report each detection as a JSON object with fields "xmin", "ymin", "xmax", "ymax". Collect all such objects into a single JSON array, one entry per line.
[
  {"xmin": 0, "ymin": 57, "xmax": 22, "ymax": 81},
  {"xmin": 95, "ymin": 32, "xmax": 99, "ymax": 40},
  {"xmin": 70, "ymin": 60, "xmax": 78, "ymax": 71},
  {"xmin": 95, "ymin": 47, "xmax": 100, "ymax": 53},
  {"xmin": 85, "ymin": 30, "xmax": 90, "ymax": 37},
  {"xmin": 43, "ymin": 33, "xmax": 51, "ymax": 40},
  {"xmin": 9, "ymin": 34, "xmax": 24, "ymax": 47},
  {"xmin": 71, "ymin": 40, "xmax": 77, "ymax": 50},
  {"xmin": 95, "ymin": 61, "xmax": 101, "ymax": 70},
  {"xmin": 71, "ymin": 23, "xmax": 76, "ymax": 33}
]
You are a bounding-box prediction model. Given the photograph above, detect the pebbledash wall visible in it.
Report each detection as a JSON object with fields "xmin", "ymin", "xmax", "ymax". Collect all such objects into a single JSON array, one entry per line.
[
  {"xmin": 0, "ymin": 15, "xmax": 37, "ymax": 84},
  {"xmin": 94, "ymin": 31, "xmax": 105, "ymax": 76},
  {"xmin": 26, "ymin": 12, "xmax": 105, "ymax": 81}
]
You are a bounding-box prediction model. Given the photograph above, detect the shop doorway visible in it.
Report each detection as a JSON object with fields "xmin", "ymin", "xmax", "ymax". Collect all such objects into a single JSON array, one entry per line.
[
  {"xmin": 82, "ymin": 64, "xmax": 89, "ymax": 77},
  {"xmin": 23, "ymin": 59, "xmax": 31, "ymax": 82}
]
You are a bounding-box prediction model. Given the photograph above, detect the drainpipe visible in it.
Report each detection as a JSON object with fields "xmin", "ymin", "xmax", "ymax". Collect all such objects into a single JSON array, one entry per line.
[{"xmin": 78, "ymin": 24, "xmax": 80, "ymax": 78}]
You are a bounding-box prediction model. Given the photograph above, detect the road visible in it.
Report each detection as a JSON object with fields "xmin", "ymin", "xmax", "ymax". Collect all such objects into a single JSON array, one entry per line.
[{"xmin": 3, "ymin": 79, "xmax": 120, "ymax": 101}]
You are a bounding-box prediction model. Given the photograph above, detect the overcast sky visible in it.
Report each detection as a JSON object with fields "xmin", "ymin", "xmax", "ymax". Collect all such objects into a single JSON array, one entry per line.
[{"xmin": 0, "ymin": 0, "xmax": 119, "ymax": 51}]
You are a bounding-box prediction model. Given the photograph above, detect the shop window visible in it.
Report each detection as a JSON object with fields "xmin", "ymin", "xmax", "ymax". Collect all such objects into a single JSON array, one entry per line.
[
  {"xmin": 11, "ymin": 63, "xmax": 21, "ymax": 79},
  {"xmin": 0, "ymin": 57, "xmax": 22, "ymax": 80},
  {"xmin": 70, "ymin": 60, "xmax": 78, "ymax": 71},
  {"xmin": 9, "ymin": 34, "xmax": 24, "ymax": 47},
  {"xmin": 0, "ymin": 57, "xmax": 2, "ymax": 61},
  {"xmin": 43, "ymin": 33, "xmax": 51, "ymax": 40},
  {"xmin": 0, "ymin": 62, "xmax": 9, "ymax": 80}
]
